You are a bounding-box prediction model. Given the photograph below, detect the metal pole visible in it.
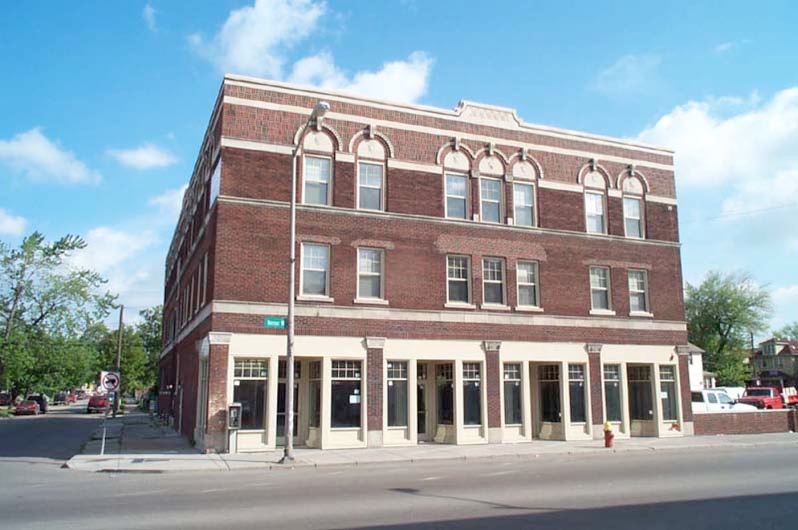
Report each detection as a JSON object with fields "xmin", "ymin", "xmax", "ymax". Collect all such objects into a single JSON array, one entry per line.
[
  {"xmin": 114, "ymin": 305, "xmax": 124, "ymax": 417},
  {"xmin": 282, "ymin": 145, "xmax": 299, "ymax": 463}
]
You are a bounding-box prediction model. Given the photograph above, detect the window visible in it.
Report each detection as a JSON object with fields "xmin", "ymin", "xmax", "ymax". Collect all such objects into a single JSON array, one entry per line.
[
  {"xmin": 603, "ymin": 365, "xmax": 622, "ymax": 422},
  {"xmin": 209, "ymin": 159, "xmax": 221, "ymax": 205},
  {"xmin": 480, "ymin": 178, "xmax": 502, "ymax": 223},
  {"xmin": 590, "ymin": 267, "xmax": 611, "ymax": 311},
  {"xmin": 445, "ymin": 174, "xmax": 468, "ymax": 219},
  {"xmin": 660, "ymin": 365, "xmax": 678, "ymax": 422},
  {"xmin": 463, "ymin": 363, "xmax": 482, "ymax": 426},
  {"xmin": 201, "ymin": 252, "xmax": 208, "ymax": 306},
  {"xmin": 539, "ymin": 364, "xmax": 561, "ymax": 423},
  {"xmin": 358, "ymin": 162, "xmax": 384, "ymax": 211},
  {"xmin": 387, "ymin": 361, "xmax": 408, "ymax": 427},
  {"xmin": 503, "ymin": 363, "xmax": 522, "ymax": 425},
  {"xmin": 513, "ymin": 183, "xmax": 535, "ymax": 227},
  {"xmin": 308, "ymin": 361, "xmax": 321, "ymax": 428},
  {"xmin": 303, "ymin": 156, "xmax": 332, "ymax": 205},
  {"xmin": 436, "ymin": 364, "xmax": 454, "ymax": 425},
  {"xmin": 357, "ymin": 248, "xmax": 384, "ymax": 300},
  {"xmin": 517, "ymin": 261, "xmax": 539, "ymax": 307},
  {"xmin": 482, "ymin": 258, "xmax": 505, "ymax": 305},
  {"xmin": 628, "ymin": 270, "xmax": 650, "ymax": 313},
  {"xmin": 628, "ymin": 365, "xmax": 653, "ymax": 421},
  {"xmin": 331, "ymin": 360, "xmax": 361, "ymax": 428},
  {"xmin": 301, "ymin": 243, "xmax": 330, "ymax": 297},
  {"xmin": 718, "ymin": 393, "xmax": 733, "ymax": 405},
  {"xmin": 585, "ymin": 191, "xmax": 605, "ymax": 234},
  {"xmin": 447, "ymin": 256, "xmax": 471, "ymax": 304},
  {"xmin": 568, "ymin": 364, "xmax": 587, "ymax": 423},
  {"xmin": 624, "ymin": 196, "xmax": 643, "ymax": 238},
  {"xmin": 233, "ymin": 359, "xmax": 268, "ymax": 430}
]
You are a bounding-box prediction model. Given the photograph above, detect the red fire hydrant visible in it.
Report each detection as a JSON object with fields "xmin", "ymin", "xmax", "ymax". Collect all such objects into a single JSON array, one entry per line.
[{"xmin": 603, "ymin": 422, "xmax": 614, "ymax": 448}]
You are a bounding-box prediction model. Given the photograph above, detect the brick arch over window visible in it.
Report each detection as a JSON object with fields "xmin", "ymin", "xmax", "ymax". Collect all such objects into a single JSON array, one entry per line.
[
  {"xmin": 507, "ymin": 150, "xmax": 544, "ymax": 181},
  {"xmin": 293, "ymin": 123, "xmax": 343, "ymax": 153},
  {"xmin": 436, "ymin": 139, "xmax": 476, "ymax": 171},
  {"xmin": 473, "ymin": 145, "xmax": 509, "ymax": 177},
  {"xmin": 576, "ymin": 160, "xmax": 613, "ymax": 189},
  {"xmin": 348, "ymin": 127, "xmax": 395, "ymax": 159},
  {"xmin": 616, "ymin": 168, "xmax": 650, "ymax": 195}
]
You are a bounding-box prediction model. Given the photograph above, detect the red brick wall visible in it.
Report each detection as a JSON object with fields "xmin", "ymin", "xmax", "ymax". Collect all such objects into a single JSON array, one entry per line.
[
  {"xmin": 693, "ymin": 410, "xmax": 796, "ymax": 435},
  {"xmin": 485, "ymin": 350, "xmax": 501, "ymax": 429},
  {"xmin": 207, "ymin": 342, "xmax": 229, "ymax": 436},
  {"xmin": 588, "ymin": 352, "xmax": 604, "ymax": 425},
  {"xmin": 367, "ymin": 348, "xmax": 383, "ymax": 431}
]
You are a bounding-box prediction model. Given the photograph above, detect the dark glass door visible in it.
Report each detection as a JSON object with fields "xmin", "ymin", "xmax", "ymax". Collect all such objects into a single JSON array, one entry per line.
[
  {"xmin": 277, "ymin": 382, "xmax": 299, "ymax": 445},
  {"xmin": 417, "ymin": 383, "xmax": 426, "ymax": 436}
]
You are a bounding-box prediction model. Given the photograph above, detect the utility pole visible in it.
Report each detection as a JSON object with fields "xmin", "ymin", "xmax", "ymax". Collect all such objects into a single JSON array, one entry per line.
[{"xmin": 113, "ymin": 304, "xmax": 124, "ymax": 417}]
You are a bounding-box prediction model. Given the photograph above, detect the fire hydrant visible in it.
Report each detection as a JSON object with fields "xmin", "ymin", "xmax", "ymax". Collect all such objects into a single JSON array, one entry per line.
[{"xmin": 603, "ymin": 422, "xmax": 614, "ymax": 448}]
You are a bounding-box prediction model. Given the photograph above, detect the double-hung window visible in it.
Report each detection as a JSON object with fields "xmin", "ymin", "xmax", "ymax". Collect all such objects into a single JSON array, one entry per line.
[
  {"xmin": 480, "ymin": 178, "xmax": 502, "ymax": 223},
  {"xmin": 482, "ymin": 258, "xmax": 505, "ymax": 306},
  {"xmin": 623, "ymin": 196, "xmax": 643, "ymax": 238},
  {"xmin": 331, "ymin": 361, "xmax": 361, "ymax": 428},
  {"xmin": 628, "ymin": 270, "xmax": 650, "ymax": 314},
  {"xmin": 513, "ymin": 182, "xmax": 535, "ymax": 227},
  {"xmin": 387, "ymin": 361, "xmax": 408, "ymax": 427},
  {"xmin": 304, "ymin": 156, "xmax": 332, "ymax": 205},
  {"xmin": 589, "ymin": 266, "xmax": 611, "ymax": 311},
  {"xmin": 445, "ymin": 174, "xmax": 468, "ymax": 219},
  {"xmin": 517, "ymin": 261, "xmax": 540, "ymax": 307},
  {"xmin": 358, "ymin": 162, "xmax": 384, "ymax": 211},
  {"xmin": 463, "ymin": 363, "xmax": 482, "ymax": 426},
  {"xmin": 301, "ymin": 243, "xmax": 330, "ymax": 297},
  {"xmin": 357, "ymin": 248, "xmax": 384, "ymax": 300},
  {"xmin": 447, "ymin": 256, "xmax": 471, "ymax": 304},
  {"xmin": 585, "ymin": 191, "xmax": 606, "ymax": 234}
]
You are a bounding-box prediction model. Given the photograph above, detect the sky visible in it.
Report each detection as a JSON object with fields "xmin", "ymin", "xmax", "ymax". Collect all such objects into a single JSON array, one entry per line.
[{"xmin": 0, "ymin": 0, "xmax": 796, "ymax": 333}]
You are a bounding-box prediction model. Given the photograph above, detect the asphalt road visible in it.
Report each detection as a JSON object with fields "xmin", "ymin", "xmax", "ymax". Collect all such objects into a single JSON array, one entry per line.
[{"xmin": 1, "ymin": 411, "xmax": 797, "ymax": 529}]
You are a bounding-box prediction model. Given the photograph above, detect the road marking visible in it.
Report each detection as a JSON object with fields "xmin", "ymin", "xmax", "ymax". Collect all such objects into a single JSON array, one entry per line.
[
  {"xmin": 201, "ymin": 488, "xmax": 226, "ymax": 494},
  {"xmin": 421, "ymin": 476, "xmax": 442, "ymax": 481},
  {"xmin": 484, "ymin": 470, "xmax": 517, "ymax": 477}
]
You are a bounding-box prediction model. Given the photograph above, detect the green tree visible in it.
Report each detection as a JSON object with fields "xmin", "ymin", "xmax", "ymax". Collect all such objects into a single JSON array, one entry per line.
[
  {"xmin": 91, "ymin": 324, "xmax": 150, "ymax": 395},
  {"xmin": 773, "ymin": 321, "xmax": 798, "ymax": 339},
  {"xmin": 685, "ymin": 271, "xmax": 772, "ymax": 385},
  {"xmin": 137, "ymin": 305, "xmax": 162, "ymax": 391}
]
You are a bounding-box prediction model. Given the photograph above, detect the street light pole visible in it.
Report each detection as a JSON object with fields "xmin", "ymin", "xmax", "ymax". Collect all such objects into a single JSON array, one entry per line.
[
  {"xmin": 282, "ymin": 101, "xmax": 330, "ymax": 464},
  {"xmin": 113, "ymin": 304, "xmax": 124, "ymax": 417}
]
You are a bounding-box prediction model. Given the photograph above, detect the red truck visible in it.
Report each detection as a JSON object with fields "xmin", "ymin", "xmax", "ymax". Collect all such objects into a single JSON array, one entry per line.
[{"xmin": 737, "ymin": 386, "xmax": 798, "ymax": 409}]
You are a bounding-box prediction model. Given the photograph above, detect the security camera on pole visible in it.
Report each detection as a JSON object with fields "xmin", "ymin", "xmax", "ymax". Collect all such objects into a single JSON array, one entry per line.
[{"xmin": 281, "ymin": 100, "xmax": 330, "ymax": 465}]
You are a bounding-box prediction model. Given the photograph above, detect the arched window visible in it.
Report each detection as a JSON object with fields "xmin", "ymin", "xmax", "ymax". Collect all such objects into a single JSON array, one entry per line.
[
  {"xmin": 583, "ymin": 171, "xmax": 608, "ymax": 234},
  {"xmin": 621, "ymin": 175, "xmax": 645, "ymax": 238},
  {"xmin": 356, "ymin": 138, "xmax": 387, "ymax": 211},
  {"xmin": 301, "ymin": 129, "xmax": 335, "ymax": 206},
  {"xmin": 509, "ymin": 158, "xmax": 539, "ymax": 227},
  {"xmin": 477, "ymin": 152, "xmax": 506, "ymax": 224},
  {"xmin": 441, "ymin": 144, "xmax": 473, "ymax": 220}
]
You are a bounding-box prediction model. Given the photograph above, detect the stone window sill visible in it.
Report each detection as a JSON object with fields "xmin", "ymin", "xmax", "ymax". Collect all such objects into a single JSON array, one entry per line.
[
  {"xmin": 629, "ymin": 310, "xmax": 654, "ymax": 318},
  {"xmin": 515, "ymin": 305, "xmax": 544, "ymax": 313},
  {"xmin": 480, "ymin": 303, "xmax": 511, "ymax": 311},
  {"xmin": 589, "ymin": 308, "xmax": 617, "ymax": 316},
  {"xmin": 353, "ymin": 298, "xmax": 389, "ymax": 306},
  {"xmin": 297, "ymin": 295, "xmax": 335, "ymax": 303},
  {"xmin": 444, "ymin": 302, "xmax": 476, "ymax": 309}
]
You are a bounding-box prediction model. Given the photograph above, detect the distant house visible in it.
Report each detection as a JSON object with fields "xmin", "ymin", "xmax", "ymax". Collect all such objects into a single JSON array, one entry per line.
[
  {"xmin": 751, "ymin": 337, "xmax": 798, "ymax": 387},
  {"xmin": 686, "ymin": 343, "xmax": 714, "ymax": 391}
]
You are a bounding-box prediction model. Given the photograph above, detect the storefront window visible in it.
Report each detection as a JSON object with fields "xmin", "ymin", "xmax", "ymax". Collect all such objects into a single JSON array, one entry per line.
[
  {"xmin": 308, "ymin": 361, "xmax": 321, "ymax": 428},
  {"xmin": 436, "ymin": 364, "xmax": 454, "ymax": 425},
  {"xmin": 503, "ymin": 363, "xmax": 522, "ymax": 425},
  {"xmin": 628, "ymin": 365, "xmax": 653, "ymax": 420},
  {"xmin": 387, "ymin": 361, "xmax": 408, "ymax": 427},
  {"xmin": 233, "ymin": 359, "xmax": 268, "ymax": 430},
  {"xmin": 603, "ymin": 364, "xmax": 622, "ymax": 422},
  {"xmin": 660, "ymin": 365, "xmax": 678, "ymax": 422},
  {"xmin": 568, "ymin": 364, "xmax": 587, "ymax": 423},
  {"xmin": 463, "ymin": 363, "xmax": 482, "ymax": 426},
  {"xmin": 539, "ymin": 364, "xmax": 561, "ymax": 423},
  {"xmin": 331, "ymin": 360, "xmax": 361, "ymax": 428}
]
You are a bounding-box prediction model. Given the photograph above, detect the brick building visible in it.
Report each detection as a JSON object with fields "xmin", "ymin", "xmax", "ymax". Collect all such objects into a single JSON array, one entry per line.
[{"xmin": 159, "ymin": 74, "xmax": 692, "ymax": 453}]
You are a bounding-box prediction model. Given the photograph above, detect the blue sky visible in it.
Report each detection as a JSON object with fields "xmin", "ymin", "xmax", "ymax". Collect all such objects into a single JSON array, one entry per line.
[{"xmin": 1, "ymin": 0, "xmax": 796, "ymax": 332}]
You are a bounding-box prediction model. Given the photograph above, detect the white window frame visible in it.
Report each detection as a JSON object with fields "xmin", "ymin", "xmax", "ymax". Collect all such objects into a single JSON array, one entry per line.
[
  {"xmin": 357, "ymin": 161, "xmax": 385, "ymax": 211},
  {"xmin": 589, "ymin": 266, "xmax": 615, "ymax": 315},
  {"xmin": 479, "ymin": 177, "xmax": 503, "ymax": 224},
  {"xmin": 355, "ymin": 247, "xmax": 386, "ymax": 304},
  {"xmin": 628, "ymin": 269, "xmax": 651, "ymax": 316},
  {"xmin": 481, "ymin": 257, "xmax": 507, "ymax": 308},
  {"xmin": 444, "ymin": 173, "xmax": 469, "ymax": 220},
  {"xmin": 513, "ymin": 182, "xmax": 536, "ymax": 227},
  {"xmin": 585, "ymin": 190, "xmax": 607, "ymax": 234},
  {"xmin": 201, "ymin": 252, "xmax": 208, "ymax": 306},
  {"xmin": 302, "ymin": 155, "xmax": 333, "ymax": 206},
  {"xmin": 623, "ymin": 195, "xmax": 644, "ymax": 239},
  {"xmin": 516, "ymin": 260, "xmax": 541, "ymax": 310},
  {"xmin": 445, "ymin": 255, "xmax": 473, "ymax": 307},
  {"xmin": 299, "ymin": 242, "xmax": 332, "ymax": 300}
]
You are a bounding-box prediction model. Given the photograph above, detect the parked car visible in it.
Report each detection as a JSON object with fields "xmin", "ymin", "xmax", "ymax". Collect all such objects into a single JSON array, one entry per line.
[
  {"xmin": 53, "ymin": 391, "xmax": 68, "ymax": 405},
  {"xmin": 691, "ymin": 389, "xmax": 757, "ymax": 413},
  {"xmin": 26, "ymin": 394, "xmax": 49, "ymax": 414},
  {"xmin": 0, "ymin": 392, "xmax": 11, "ymax": 406},
  {"xmin": 714, "ymin": 386, "xmax": 746, "ymax": 400},
  {"xmin": 86, "ymin": 394, "xmax": 109, "ymax": 413},
  {"xmin": 15, "ymin": 400, "xmax": 40, "ymax": 415},
  {"xmin": 737, "ymin": 386, "xmax": 798, "ymax": 409}
]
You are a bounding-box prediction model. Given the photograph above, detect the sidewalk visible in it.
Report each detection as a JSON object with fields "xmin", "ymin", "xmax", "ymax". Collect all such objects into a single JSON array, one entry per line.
[{"xmin": 66, "ymin": 412, "xmax": 798, "ymax": 473}]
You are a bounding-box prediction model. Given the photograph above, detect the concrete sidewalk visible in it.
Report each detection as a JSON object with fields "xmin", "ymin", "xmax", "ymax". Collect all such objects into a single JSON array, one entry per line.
[{"xmin": 66, "ymin": 412, "xmax": 798, "ymax": 473}]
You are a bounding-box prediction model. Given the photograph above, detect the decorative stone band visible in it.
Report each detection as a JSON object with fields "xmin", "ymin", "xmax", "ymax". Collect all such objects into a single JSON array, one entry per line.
[
  {"xmin": 365, "ymin": 336, "xmax": 387, "ymax": 349},
  {"xmin": 482, "ymin": 340, "xmax": 502, "ymax": 352},
  {"xmin": 585, "ymin": 343, "xmax": 603, "ymax": 354}
]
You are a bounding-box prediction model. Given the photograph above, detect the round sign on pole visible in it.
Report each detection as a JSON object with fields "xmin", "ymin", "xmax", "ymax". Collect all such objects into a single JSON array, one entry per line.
[{"xmin": 101, "ymin": 371, "xmax": 121, "ymax": 393}]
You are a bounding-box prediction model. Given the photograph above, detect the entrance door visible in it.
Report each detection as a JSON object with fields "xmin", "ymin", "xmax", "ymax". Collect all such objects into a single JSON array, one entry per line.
[
  {"xmin": 627, "ymin": 365, "xmax": 655, "ymax": 437},
  {"xmin": 277, "ymin": 360, "xmax": 300, "ymax": 446}
]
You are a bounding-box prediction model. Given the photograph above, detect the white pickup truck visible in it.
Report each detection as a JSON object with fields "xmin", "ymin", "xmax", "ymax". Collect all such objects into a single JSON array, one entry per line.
[{"xmin": 691, "ymin": 389, "xmax": 758, "ymax": 413}]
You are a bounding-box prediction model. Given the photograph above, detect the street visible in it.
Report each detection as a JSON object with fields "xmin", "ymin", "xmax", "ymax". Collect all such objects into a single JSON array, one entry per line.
[{"xmin": 0, "ymin": 411, "xmax": 797, "ymax": 530}]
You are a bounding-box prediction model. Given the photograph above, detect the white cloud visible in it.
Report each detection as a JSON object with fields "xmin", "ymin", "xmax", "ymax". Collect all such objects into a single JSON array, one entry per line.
[
  {"xmin": 0, "ymin": 209, "xmax": 27, "ymax": 236},
  {"xmin": 70, "ymin": 227, "xmax": 156, "ymax": 274},
  {"xmin": 288, "ymin": 51, "xmax": 433, "ymax": 103},
  {"xmin": 189, "ymin": 0, "xmax": 326, "ymax": 78},
  {"xmin": 592, "ymin": 54, "xmax": 661, "ymax": 96},
  {"xmin": 143, "ymin": 3, "xmax": 157, "ymax": 32},
  {"xmin": 148, "ymin": 185, "xmax": 187, "ymax": 223},
  {"xmin": 107, "ymin": 144, "xmax": 177, "ymax": 170},
  {"xmin": 714, "ymin": 42, "xmax": 734, "ymax": 53},
  {"xmin": 773, "ymin": 285, "xmax": 798, "ymax": 304},
  {"xmin": 191, "ymin": 0, "xmax": 434, "ymax": 103},
  {"xmin": 0, "ymin": 128, "xmax": 100, "ymax": 184}
]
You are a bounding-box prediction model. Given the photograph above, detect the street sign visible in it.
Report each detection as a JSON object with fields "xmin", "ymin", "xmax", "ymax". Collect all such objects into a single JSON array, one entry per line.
[
  {"xmin": 100, "ymin": 371, "xmax": 121, "ymax": 393},
  {"xmin": 264, "ymin": 316, "xmax": 287, "ymax": 329}
]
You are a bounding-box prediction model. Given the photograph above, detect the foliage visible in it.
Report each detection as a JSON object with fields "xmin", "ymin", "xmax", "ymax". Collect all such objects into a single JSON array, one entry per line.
[
  {"xmin": 685, "ymin": 270, "xmax": 772, "ymax": 386},
  {"xmin": 773, "ymin": 321, "xmax": 798, "ymax": 340},
  {"xmin": 137, "ymin": 305, "xmax": 162, "ymax": 391},
  {"xmin": 88, "ymin": 323, "xmax": 151, "ymax": 395}
]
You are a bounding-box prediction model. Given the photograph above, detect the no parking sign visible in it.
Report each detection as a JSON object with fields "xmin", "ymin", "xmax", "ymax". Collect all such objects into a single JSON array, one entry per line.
[{"xmin": 100, "ymin": 371, "xmax": 121, "ymax": 393}]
